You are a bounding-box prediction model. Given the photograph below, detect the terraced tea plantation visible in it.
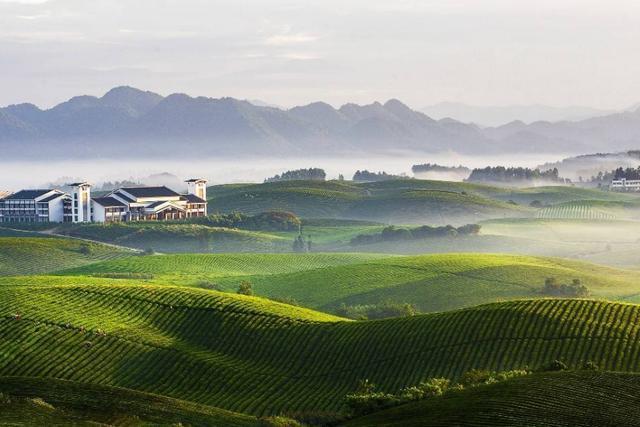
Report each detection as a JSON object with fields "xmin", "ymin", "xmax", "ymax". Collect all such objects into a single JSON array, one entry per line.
[
  {"xmin": 536, "ymin": 200, "xmax": 640, "ymax": 220},
  {"xmin": 3, "ymin": 283, "xmax": 640, "ymax": 417},
  {"xmin": 344, "ymin": 371, "xmax": 640, "ymax": 427},
  {"xmin": 0, "ymin": 236, "xmax": 130, "ymax": 276},
  {"xmin": 2, "ymin": 180, "xmax": 640, "ymax": 425},
  {"xmin": 207, "ymin": 179, "xmax": 531, "ymax": 225},
  {"xmin": 60, "ymin": 252, "xmax": 640, "ymax": 313}
]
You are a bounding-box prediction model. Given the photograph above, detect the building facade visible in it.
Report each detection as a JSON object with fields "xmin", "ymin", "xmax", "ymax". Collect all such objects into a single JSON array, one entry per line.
[
  {"xmin": 0, "ymin": 189, "xmax": 68, "ymax": 223},
  {"xmin": 611, "ymin": 179, "xmax": 640, "ymax": 192},
  {"xmin": 0, "ymin": 179, "xmax": 207, "ymax": 224}
]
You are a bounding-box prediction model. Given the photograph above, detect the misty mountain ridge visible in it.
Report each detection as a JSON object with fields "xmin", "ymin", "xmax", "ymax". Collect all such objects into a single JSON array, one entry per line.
[
  {"xmin": 421, "ymin": 102, "xmax": 617, "ymax": 127},
  {"xmin": 1, "ymin": 86, "xmax": 640, "ymax": 159}
]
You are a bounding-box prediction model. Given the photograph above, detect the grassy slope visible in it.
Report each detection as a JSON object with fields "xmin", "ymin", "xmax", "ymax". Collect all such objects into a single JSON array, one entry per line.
[
  {"xmin": 0, "ymin": 237, "xmax": 129, "ymax": 276},
  {"xmin": 60, "ymin": 253, "xmax": 640, "ymax": 313},
  {"xmin": 344, "ymin": 371, "xmax": 640, "ymax": 427},
  {"xmin": 482, "ymin": 218, "xmax": 640, "ymax": 268},
  {"xmin": 207, "ymin": 180, "xmax": 640, "ymax": 225},
  {"xmin": 51, "ymin": 222, "xmax": 291, "ymax": 253},
  {"xmin": 207, "ymin": 180, "xmax": 530, "ymax": 225},
  {"xmin": 3, "ymin": 287, "xmax": 640, "ymax": 415},
  {"xmin": 536, "ymin": 199, "xmax": 640, "ymax": 220},
  {"xmin": 0, "ymin": 377, "xmax": 257, "ymax": 427}
]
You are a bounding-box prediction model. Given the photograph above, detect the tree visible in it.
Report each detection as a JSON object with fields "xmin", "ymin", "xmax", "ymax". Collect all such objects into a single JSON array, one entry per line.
[
  {"xmin": 542, "ymin": 360, "xmax": 568, "ymax": 371},
  {"xmin": 292, "ymin": 235, "xmax": 307, "ymax": 252},
  {"xmin": 237, "ymin": 281, "xmax": 253, "ymax": 296},
  {"xmin": 79, "ymin": 243, "xmax": 92, "ymax": 255}
]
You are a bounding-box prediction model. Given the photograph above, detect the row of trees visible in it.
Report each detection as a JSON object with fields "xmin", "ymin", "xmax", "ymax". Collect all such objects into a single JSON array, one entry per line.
[
  {"xmin": 412, "ymin": 163, "xmax": 470, "ymax": 174},
  {"xmin": 467, "ymin": 166, "xmax": 569, "ymax": 184},
  {"xmin": 335, "ymin": 302, "xmax": 417, "ymax": 320},
  {"xmin": 194, "ymin": 211, "xmax": 301, "ymax": 231},
  {"xmin": 352, "ymin": 170, "xmax": 408, "ymax": 182},
  {"xmin": 613, "ymin": 166, "xmax": 640, "ymax": 180},
  {"xmin": 264, "ymin": 168, "xmax": 326, "ymax": 182},
  {"xmin": 350, "ymin": 224, "xmax": 481, "ymax": 246},
  {"xmin": 542, "ymin": 278, "xmax": 590, "ymax": 298}
]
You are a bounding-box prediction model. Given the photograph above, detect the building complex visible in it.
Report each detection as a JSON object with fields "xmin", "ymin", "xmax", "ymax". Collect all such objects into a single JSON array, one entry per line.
[
  {"xmin": 610, "ymin": 179, "xmax": 640, "ymax": 192},
  {"xmin": 0, "ymin": 179, "xmax": 207, "ymax": 224}
]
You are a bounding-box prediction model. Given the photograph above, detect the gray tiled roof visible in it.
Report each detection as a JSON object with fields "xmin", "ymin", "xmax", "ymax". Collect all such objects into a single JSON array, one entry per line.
[
  {"xmin": 120, "ymin": 186, "xmax": 180, "ymax": 198},
  {"xmin": 180, "ymin": 194, "xmax": 207, "ymax": 203},
  {"xmin": 92, "ymin": 196, "xmax": 126, "ymax": 207},
  {"xmin": 5, "ymin": 189, "xmax": 53, "ymax": 200}
]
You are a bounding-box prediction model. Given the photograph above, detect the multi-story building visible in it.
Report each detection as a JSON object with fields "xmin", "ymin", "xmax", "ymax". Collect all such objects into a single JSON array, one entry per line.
[
  {"xmin": 0, "ymin": 179, "xmax": 208, "ymax": 224},
  {"xmin": 610, "ymin": 178, "xmax": 640, "ymax": 192},
  {"xmin": 0, "ymin": 189, "xmax": 69, "ymax": 223}
]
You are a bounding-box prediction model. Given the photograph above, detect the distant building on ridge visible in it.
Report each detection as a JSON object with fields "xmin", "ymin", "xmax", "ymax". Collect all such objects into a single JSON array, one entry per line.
[{"xmin": 0, "ymin": 179, "xmax": 207, "ymax": 224}]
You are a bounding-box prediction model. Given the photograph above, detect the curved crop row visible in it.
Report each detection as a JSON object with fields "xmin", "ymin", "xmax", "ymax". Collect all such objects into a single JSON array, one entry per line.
[
  {"xmin": 344, "ymin": 371, "xmax": 640, "ymax": 427},
  {"xmin": 2, "ymin": 285, "xmax": 640, "ymax": 415}
]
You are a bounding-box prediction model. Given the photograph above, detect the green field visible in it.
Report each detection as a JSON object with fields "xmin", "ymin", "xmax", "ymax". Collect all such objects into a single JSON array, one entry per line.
[
  {"xmin": 536, "ymin": 200, "xmax": 640, "ymax": 220},
  {"xmin": 207, "ymin": 180, "xmax": 531, "ymax": 225},
  {"xmin": 3, "ymin": 180, "xmax": 640, "ymax": 424},
  {"xmin": 0, "ymin": 377, "xmax": 257, "ymax": 426},
  {"xmin": 59, "ymin": 253, "xmax": 640, "ymax": 314},
  {"xmin": 3, "ymin": 289, "xmax": 640, "ymax": 416},
  {"xmin": 50, "ymin": 222, "xmax": 292, "ymax": 253},
  {"xmin": 481, "ymin": 218, "xmax": 640, "ymax": 268},
  {"xmin": 207, "ymin": 180, "xmax": 640, "ymax": 225},
  {"xmin": 343, "ymin": 371, "xmax": 640, "ymax": 427},
  {"xmin": 0, "ymin": 237, "xmax": 129, "ymax": 276}
]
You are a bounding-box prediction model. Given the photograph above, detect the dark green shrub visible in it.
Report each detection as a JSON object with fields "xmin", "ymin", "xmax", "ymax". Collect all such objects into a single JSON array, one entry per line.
[
  {"xmin": 542, "ymin": 360, "xmax": 568, "ymax": 371},
  {"xmin": 78, "ymin": 243, "xmax": 92, "ymax": 255},
  {"xmin": 237, "ymin": 280, "xmax": 253, "ymax": 296}
]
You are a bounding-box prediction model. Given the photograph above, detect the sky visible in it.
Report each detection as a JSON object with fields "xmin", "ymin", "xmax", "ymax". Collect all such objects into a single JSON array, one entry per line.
[{"xmin": 1, "ymin": 0, "xmax": 640, "ymax": 110}]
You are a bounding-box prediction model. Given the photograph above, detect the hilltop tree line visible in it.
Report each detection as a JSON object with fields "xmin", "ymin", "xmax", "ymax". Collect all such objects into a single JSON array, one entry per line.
[
  {"xmin": 193, "ymin": 211, "xmax": 301, "ymax": 231},
  {"xmin": 467, "ymin": 166, "xmax": 569, "ymax": 184},
  {"xmin": 351, "ymin": 224, "xmax": 481, "ymax": 246},
  {"xmin": 352, "ymin": 170, "xmax": 408, "ymax": 182},
  {"xmin": 541, "ymin": 278, "xmax": 590, "ymax": 298},
  {"xmin": 582, "ymin": 166, "xmax": 640, "ymax": 185},
  {"xmin": 412, "ymin": 163, "xmax": 470, "ymax": 174},
  {"xmin": 265, "ymin": 168, "xmax": 326, "ymax": 182}
]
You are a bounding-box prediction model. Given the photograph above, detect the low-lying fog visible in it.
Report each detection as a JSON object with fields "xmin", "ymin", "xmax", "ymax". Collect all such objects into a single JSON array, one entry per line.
[{"xmin": 0, "ymin": 153, "xmax": 569, "ymax": 191}]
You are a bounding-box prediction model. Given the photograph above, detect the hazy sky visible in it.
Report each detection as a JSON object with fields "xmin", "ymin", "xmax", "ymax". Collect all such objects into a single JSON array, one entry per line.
[{"xmin": 2, "ymin": 0, "xmax": 640, "ymax": 109}]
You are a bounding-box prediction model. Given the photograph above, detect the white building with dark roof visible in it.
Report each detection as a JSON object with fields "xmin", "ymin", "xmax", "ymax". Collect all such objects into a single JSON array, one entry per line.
[
  {"xmin": 105, "ymin": 181, "xmax": 207, "ymax": 222},
  {"xmin": 0, "ymin": 179, "xmax": 207, "ymax": 224},
  {"xmin": 0, "ymin": 189, "xmax": 69, "ymax": 223}
]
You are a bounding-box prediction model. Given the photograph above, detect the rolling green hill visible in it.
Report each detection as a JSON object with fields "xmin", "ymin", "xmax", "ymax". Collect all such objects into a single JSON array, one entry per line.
[
  {"xmin": 0, "ymin": 237, "xmax": 129, "ymax": 276},
  {"xmin": 536, "ymin": 200, "xmax": 640, "ymax": 220},
  {"xmin": 3, "ymin": 284, "xmax": 640, "ymax": 416},
  {"xmin": 207, "ymin": 180, "xmax": 640, "ymax": 225},
  {"xmin": 207, "ymin": 180, "xmax": 530, "ymax": 225},
  {"xmin": 0, "ymin": 377, "xmax": 258, "ymax": 426},
  {"xmin": 50, "ymin": 222, "xmax": 292, "ymax": 253},
  {"xmin": 343, "ymin": 371, "xmax": 640, "ymax": 427},
  {"xmin": 61, "ymin": 253, "xmax": 640, "ymax": 314},
  {"xmin": 481, "ymin": 218, "xmax": 640, "ymax": 268}
]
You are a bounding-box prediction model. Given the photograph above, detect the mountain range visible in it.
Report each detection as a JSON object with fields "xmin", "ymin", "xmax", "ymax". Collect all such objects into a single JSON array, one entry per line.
[
  {"xmin": 1, "ymin": 86, "xmax": 640, "ymax": 159},
  {"xmin": 421, "ymin": 102, "xmax": 617, "ymax": 127}
]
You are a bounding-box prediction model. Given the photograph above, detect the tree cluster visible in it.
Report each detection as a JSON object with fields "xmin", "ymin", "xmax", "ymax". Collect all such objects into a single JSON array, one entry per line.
[
  {"xmin": 352, "ymin": 170, "xmax": 408, "ymax": 182},
  {"xmin": 467, "ymin": 166, "xmax": 569, "ymax": 184},
  {"xmin": 350, "ymin": 224, "xmax": 481, "ymax": 246},
  {"xmin": 542, "ymin": 278, "xmax": 590, "ymax": 298},
  {"xmin": 264, "ymin": 168, "xmax": 326, "ymax": 182},
  {"xmin": 292, "ymin": 234, "xmax": 312, "ymax": 252},
  {"xmin": 196, "ymin": 211, "xmax": 301, "ymax": 231},
  {"xmin": 336, "ymin": 302, "xmax": 417, "ymax": 320},
  {"xmin": 412, "ymin": 163, "xmax": 470, "ymax": 174},
  {"xmin": 345, "ymin": 369, "xmax": 529, "ymax": 417},
  {"xmin": 613, "ymin": 166, "xmax": 640, "ymax": 180}
]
